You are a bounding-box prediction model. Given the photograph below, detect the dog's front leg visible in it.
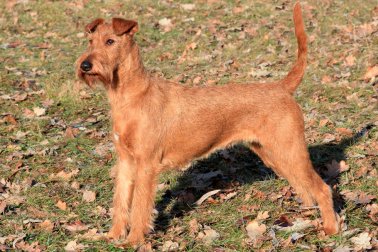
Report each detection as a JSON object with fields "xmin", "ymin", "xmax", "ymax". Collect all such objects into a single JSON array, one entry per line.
[
  {"xmin": 108, "ymin": 158, "xmax": 136, "ymax": 240},
  {"xmin": 127, "ymin": 162, "xmax": 157, "ymax": 246}
]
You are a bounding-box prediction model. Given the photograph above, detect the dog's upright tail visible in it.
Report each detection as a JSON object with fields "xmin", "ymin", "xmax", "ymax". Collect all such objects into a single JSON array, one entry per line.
[{"xmin": 281, "ymin": 2, "xmax": 307, "ymax": 94}]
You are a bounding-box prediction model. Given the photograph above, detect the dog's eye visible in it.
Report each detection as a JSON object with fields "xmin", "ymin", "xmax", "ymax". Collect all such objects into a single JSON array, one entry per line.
[
  {"xmin": 89, "ymin": 39, "xmax": 93, "ymax": 44},
  {"xmin": 106, "ymin": 39, "xmax": 115, "ymax": 45}
]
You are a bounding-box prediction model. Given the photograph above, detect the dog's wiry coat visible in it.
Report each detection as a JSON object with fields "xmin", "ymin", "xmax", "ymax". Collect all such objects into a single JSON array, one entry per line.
[{"xmin": 76, "ymin": 3, "xmax": 339, "ymax": 245}]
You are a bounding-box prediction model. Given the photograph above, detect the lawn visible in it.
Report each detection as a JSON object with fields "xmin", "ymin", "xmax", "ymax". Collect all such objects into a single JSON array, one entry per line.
[{"xmin": 0, "ymin": 0, "xmax": 377, "ymax": 251}]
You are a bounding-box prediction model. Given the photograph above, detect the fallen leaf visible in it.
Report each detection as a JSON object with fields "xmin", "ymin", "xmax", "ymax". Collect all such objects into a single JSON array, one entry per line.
[
  {"xmin": 322, "ymin": 133, "xmax": 336, "ymax": 143},
  {"xmin": 366, "ymin": 204, "xmax": 378, "ymax": 222},
  {"xmin": 355, "ymin": 166, "xmax": 368, "ymax": 178},
  {"xmin": 232, "ymin": 6, "xmax": 244, "ymax": 14},
  {"xmin": 334, "ymin": 245, "xmax": 352, "ymax": 252},
  {"xmin": 12, "ymin": 93, "xmax": 27, "ymax": 102},
  {"xmin": 78, "ymin": 228, "xmax": 102, "ymax": 241},
  {"xmin": 268, "ymin": 191, "xmax": 283, "ymax": 202},
  {"xmin": 26, "ymin": 207, "xmax": 48, "ymax": 218},
  {"xmin": 93, "ymin": 142, "xmax": 113, "ymax": 157},
  {"xmin": 7, "ymin": 40, "xmax": 22, "ymax": 48},
  {"xmin": 244, "ymin": 193, "xmax": 251, "ymax": 201},
  {"xmin": 92, "ymin": 206, "xmax": 106, "ymax": 216},
  {"xmin": 51, "ymin": 169, "xmax": 79, "ymax": 181},
  {"xmin": 346, "ymin": 92, "xmax": 358, "ymax": 101},
  {"xmin": 350, "ymin": 232, "xmax": 372, "ymax": 250},
  {"xmin": 71, "ymin": 181, "xmax": 80, "ymax": 190},
  {"xmin": 82, "ymin": 190, "xmax": 96, "ymax": 203},
  {"xmin": 5, "ymin": 195, "xmax": 25, "ymax": 206},
  {"xmin": 342, "ymin": 228, "xmax": 360, "ymax": 238},
  {"xmin": 37, "ymin": 42, "xmax": 51, "ymax": 49},
  {"xmin": 157, "ymin": 182, "xmax": 166, "ymax": 191},
  {"xmin": 253, "ymin": 190, "xmax": 267, "ymax": 199},
  {"xmin": 162, "ymin": 240, "xmax": 179, "ymax": 252},
  {"xmin": 178, "ymin": 42, "xmax": 197, "ymax": 64},
  {"xmin": 336, "ymin": 127, "xmax": 353, "ymax": 136},
  {"xmin": 198, "ymin": 226, "xmax": 220, "ymax": 245},
  {"xmin": 33, "ymin": 107, "xmax": 46, "ymax": 117},
  {"xmin": 23, "ymin": 218, "xmax": 42, "ymax": 224},
  {"xmin": 56, "ymin": 200, "xmax": 67, "ymax": 211},
  {"xmin": 290, "ymin": 232, "xmax": 305, "ymax": 242},
  {"xmin": 246, "ymin": 220, "xmax": 266, "ymax": 242},
  {"xmin": 181, "ymin": 3, "xmax": 195, "ymax": 11},
  {"xmin": 0, "ymin": 201, "xmax": 7, "ymax": 214},
  {"xmin": 322, "ymin": 75, "xmax": 332, "ymax": 84},
  {"xmin": 255, "ymin": 211, "xmax": 270, "ymax": 221},
  {"xmin": 248, "ymin": 68, "xmax": 271, "ymax": 78},
  {"xmin": 63, "ymin": 221, "xmax": 89, "ymax": 233},
  {"xmin": 189, "ymin": 218, "xmax": 199, "ymax": 236},
  {"xmin": 192, "ymin": 76, "xmax": 202, "ymax": 85},
  {"xmin": 355, "ymin": 192, "xmax": 376, "ymax": 205},
  {"xmin": 65, "ymin": 127, "xmax": 79, "ymax": 139},
  {"xmin": 23, "ymin": 108, "xmax": 35, "ymax": 118},
  {"xmin": 0, "ymin": 94, "xmax": 11, "ymax": 100},
  {"xmin": 223, "ymin": 191, "xmax": 238, "ymax": 201},
  {"xmin": 340, "ymin": 190, "xmax": 359, "ymax": 201},
  {"xmin": 273, "ymin": 215, "xmax": 293, "ymax": 227},
  {"xmin": 3, "ymin": 114, "xmax": 17, "ymax": 125},
  {"xmin": 138, "ymin": 242, "xmax": 153, "ymax": 252},
  {"xmin": 274, "ymin": 218, "xmax": 313, "ymax": 232},
  {"xmin": 15, "ymin": 131, "xmax": 28, "ymax": 140},
  {"xmin": 64, "ymin": 240, "xmax": 86, "ymax": 252},
  {"xmin": 319, "ymin": 118, "xmax": 330, "ymax": 127},
  {"xmin": 344, "ymin": 55, "xmax": 356, "ymax": 66},
  {"xmin": 363, "ymin": 65, "xmax": 378, "ymax": 81},
  {"xmin": 38, "ymin": 220, "xmax": 54, "ymax": 232},
  {"xmin": 341, "ymin": 190, "xmax": 376, "ymax": 205},
  {"xmin": 14, "ymin": 240, "xmax": 44, "ymax": 251},
  {"xmin": 158, "ymin": 18, "xmax": 173, "ymax": 32},
  {"xmin": 41, "ymin": 98, "xmax": 54, "ymax": 107}
]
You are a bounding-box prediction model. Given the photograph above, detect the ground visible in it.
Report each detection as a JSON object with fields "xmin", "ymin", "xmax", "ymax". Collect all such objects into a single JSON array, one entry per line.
[{"xmin": 0, "ymin": 0, "xmax": 377, "ymax": 251}]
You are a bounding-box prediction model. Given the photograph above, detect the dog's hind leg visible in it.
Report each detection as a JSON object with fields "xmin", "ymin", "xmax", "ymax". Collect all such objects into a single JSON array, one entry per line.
[
  {"xmin": 250, "ymin": 142, "xmax": 314, "ymax": 207},
  {"xmin": 249, "ymin": 137, "xmax": 338, "ymax": 235}
]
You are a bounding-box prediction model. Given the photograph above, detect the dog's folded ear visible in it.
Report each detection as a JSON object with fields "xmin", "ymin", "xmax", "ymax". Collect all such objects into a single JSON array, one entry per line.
[
  {"xmin": 85, "ymin": 18, "xmax": 104, "ymax": 33},
  {"xmin": 112, "ymin": 18, "xmax": 138, "ymax": 36}
]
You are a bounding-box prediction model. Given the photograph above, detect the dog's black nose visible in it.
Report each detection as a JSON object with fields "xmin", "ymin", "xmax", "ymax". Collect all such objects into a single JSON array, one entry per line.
[{"xmin": 80, "ymin": 60, "xmax": 92, "ymax": 72}]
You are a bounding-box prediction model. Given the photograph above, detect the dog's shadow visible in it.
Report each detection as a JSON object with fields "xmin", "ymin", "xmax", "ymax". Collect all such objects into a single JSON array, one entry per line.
[{"xmin": 154, "ymin": 124, "xmax": 373, "ymax": 233}]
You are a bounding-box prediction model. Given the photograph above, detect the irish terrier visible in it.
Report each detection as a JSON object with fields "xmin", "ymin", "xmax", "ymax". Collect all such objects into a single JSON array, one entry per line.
[{"xmin": 76, "ymin": 3, "xmax": 339, "ymax": 245}]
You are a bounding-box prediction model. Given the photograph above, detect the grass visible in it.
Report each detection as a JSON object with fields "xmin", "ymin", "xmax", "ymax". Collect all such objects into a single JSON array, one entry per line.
[{"xmin": 0, "ymin": 0, "xmax": 377, "ymax": 251}]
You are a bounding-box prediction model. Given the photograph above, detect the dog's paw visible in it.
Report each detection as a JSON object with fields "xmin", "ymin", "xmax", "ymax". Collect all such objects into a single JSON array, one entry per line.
[
  {"xmin": 127, "ymin": 232, "xmax": 145, "ymax": 247},
  {"xmin": 323, "ymin": 214, "xmax": 340, "ymax": 235},
  {"xmin": 107, "ymin": 225, "xmax": 127, "ymax": 241},
  {"xmin": 324, "ymin": 225, "xmax": 339, "ymax": 235}
]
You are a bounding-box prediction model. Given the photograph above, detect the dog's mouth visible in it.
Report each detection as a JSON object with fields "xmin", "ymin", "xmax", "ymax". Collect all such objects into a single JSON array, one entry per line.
[
  {"xmin": 77, "ymin": 71, "xmax": 101, "ymax": 88},
  {"xmin": 80, "ymin": 71, "xmax": 100, "ymax": 81},
  {"xmin": 81, "ymin": 71, "xmax": 98, "ymax": 76},
  {"xmin": 77, "ymin": 67, "xmax": 113, "ymax": 87}
]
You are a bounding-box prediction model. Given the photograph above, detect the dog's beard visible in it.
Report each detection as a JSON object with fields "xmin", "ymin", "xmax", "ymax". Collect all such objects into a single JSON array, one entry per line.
[
  {"xmin": 77, "ymin": 62, "xmax": 114, "ymax": 88},
  {"xmin": 81, "ymin": 73, "xmax": 100, "ymax": 87}
]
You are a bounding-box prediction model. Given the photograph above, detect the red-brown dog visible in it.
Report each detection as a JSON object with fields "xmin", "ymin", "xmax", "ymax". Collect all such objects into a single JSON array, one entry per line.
[{"xmin": 76, "ymin": 3, "xmax": 339, "ymax": 245}]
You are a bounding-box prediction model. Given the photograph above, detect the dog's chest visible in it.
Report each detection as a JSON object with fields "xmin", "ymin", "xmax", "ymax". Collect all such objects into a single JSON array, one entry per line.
[{"xmin": 112, "ymin": 117, "xmax": 137, "ymax": 149}]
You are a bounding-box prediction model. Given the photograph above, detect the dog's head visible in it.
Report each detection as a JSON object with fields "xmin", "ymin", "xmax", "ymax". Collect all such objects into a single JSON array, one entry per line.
[{"xmin": 76, "ymin": 18, "xmax": 138, "ymax": 88}]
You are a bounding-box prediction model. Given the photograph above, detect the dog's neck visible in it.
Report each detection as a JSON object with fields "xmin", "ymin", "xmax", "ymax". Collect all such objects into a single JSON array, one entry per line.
[
  {"xmin": 107, "ymin": 42, "xmax": 150, "ymax": 109},
  {"xmin": 119, "ymin": 42, "xmax": 146, "ymax": 80}
]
